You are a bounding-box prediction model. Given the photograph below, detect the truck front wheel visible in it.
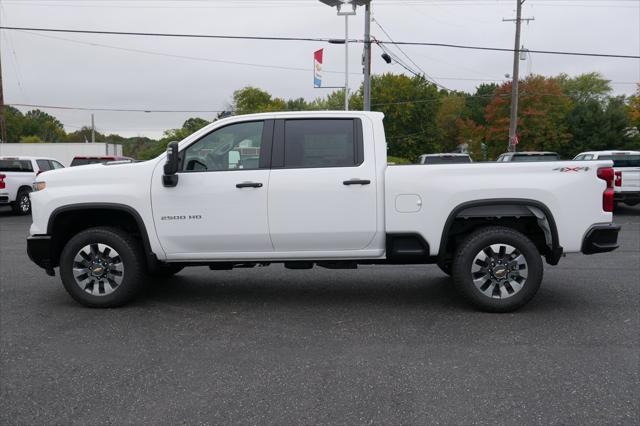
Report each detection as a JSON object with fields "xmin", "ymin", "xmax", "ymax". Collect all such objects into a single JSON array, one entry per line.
[
  {"xmin": 59, "ymin": 227, "xmax": 145, "ymax": 308},
  {"xmin": 451, "ymin": 226, "xmax": 543, "ymax": 312}
]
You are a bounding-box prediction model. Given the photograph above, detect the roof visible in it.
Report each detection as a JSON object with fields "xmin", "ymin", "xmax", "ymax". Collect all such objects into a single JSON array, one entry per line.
[
  {"xmin": 0, "ymin": 156, "xmax": 60, "ymax": 161},
  {"xmin": 421, "ymin": 153, "xmax": 470, "ymax": 157},
  {"xmin": 575, "ymin": 150, "xmax": 640, "ymax": 156},
  {"xmin": 501, "ymin": 151, "xmax": 559, "ymax": 155}
]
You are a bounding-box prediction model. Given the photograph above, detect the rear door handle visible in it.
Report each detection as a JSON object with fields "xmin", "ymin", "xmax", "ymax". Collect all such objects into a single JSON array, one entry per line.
[
  {"xmin": 236, "ymin": 182, "xmax": 263, "ymax": 188},
  {"xmin": 343, "ymin": 179, "xmax": 371, "ymax": 186}
]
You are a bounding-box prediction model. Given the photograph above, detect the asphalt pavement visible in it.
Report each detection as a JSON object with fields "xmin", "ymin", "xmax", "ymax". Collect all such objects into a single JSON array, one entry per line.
[{"xmin": 1, "ymin": 205, "xmax": 638, "ymax": 425}]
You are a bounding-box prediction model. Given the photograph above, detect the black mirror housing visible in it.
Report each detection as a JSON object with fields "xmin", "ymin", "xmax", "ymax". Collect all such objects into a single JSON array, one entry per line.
[{"xmin": 162, "ymin": 142, "xmax": 180, "ymax": 187}]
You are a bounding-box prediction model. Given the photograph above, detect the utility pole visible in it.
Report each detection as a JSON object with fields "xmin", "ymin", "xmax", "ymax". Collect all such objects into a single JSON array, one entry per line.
[
  {"xmin": 0, "ymin": 32, "xmax": 7, "ymax": 144},
  {"xmin": 503, "ymin": 0, "xmax": 534, "ymax": 152},
  {"xmin": 344, "ymin": 13, "xmax": 349, "ymax": 111},
  {"xmin": 363, "ymin": 1, "xmax": 371, "ymax": 111},
  {"xmin": 91, "ymin": 113, "xmax": 95, "ymax": 143}
]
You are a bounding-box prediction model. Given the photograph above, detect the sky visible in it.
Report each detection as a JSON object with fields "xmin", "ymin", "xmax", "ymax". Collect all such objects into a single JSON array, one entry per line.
[{"xmin": 1, "ymin": 0, "xmax": 639, "ymax": 139}]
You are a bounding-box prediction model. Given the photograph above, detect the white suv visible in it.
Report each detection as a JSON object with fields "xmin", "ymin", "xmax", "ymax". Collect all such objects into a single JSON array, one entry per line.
[
  {"xmin": 573, "ymin": 150, "xmax": 640, "ymax": 207},
  {"xmin": 0, "ymin": 156, "xmax": 65, "ymax": 215}
]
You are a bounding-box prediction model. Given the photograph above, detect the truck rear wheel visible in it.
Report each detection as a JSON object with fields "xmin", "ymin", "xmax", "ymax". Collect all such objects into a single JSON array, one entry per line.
[
  {"xmin": 12, "ymin": 188, "xmax": 32, "ymax": 215},
  {"xmin": 59, "ymin": 227, "xmax": 145, "ymax": 308},
  {"xmin": 451, "ymin": 226, "xmax": 543, "ymax": 312}
]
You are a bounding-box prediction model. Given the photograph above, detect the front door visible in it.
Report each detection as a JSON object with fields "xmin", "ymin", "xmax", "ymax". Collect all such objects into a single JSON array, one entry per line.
[{"xmin": 151, "ymin": 120, "xmax": 274, "ymax": 258}]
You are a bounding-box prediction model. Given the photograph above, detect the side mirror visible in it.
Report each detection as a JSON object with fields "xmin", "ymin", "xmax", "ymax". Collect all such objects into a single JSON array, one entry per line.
[{"xmin": 162, "ymin": 142, "xmax": 180, "ymax": 187}]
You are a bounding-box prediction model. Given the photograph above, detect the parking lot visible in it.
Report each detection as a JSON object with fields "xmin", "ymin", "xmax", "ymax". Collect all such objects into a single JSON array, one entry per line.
[{"xmin": 0, "ymin": 205, "xmax": 638, "ymax": 424}]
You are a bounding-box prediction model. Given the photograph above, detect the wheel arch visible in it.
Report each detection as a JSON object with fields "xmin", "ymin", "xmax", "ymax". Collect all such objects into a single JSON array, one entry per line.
[
  {"xmin": 47, "ymin": 203, "xmax": 158, "ymax": 269},
  {"xmin": 438, "ymin": 198, "xmax": 562, "ymax": 266}
]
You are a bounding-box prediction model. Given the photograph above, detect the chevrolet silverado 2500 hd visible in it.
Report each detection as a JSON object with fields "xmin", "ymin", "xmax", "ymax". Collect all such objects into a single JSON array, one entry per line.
[{"xmin": 27, "ymin": 112, "xmax": 620, "ymax": 312}]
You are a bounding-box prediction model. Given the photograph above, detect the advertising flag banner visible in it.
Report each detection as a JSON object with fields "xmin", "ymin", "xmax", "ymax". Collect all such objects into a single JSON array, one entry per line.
[{"xmin": 313, "ymin": 49, "xmax": 323, "ymax": 88}]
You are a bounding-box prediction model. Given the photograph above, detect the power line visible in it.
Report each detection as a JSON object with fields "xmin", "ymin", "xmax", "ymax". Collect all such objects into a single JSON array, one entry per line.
[
  {"xmin": 0, "ymin": 26, "xmax": 638, "ymax": 59},
  {"xmin": 372, "ymin": 18, "xmax": 449, "ymax": 91},
  {"xmin": 7, "ymin": 103, "xmax": 227, "ymax": 113}
]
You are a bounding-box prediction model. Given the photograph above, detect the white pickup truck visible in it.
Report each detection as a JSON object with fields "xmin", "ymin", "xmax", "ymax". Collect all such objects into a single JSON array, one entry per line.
[
  {"xmin": 0, "ymin": 156, "xmax": 65, "ymax": 215},
  {"xmin": 27, "ymin": 112, "xmax": 620, "ymax": 312},
  {"xmin": 573, "ymin": 150, "xmax": 640, "ymax": 207}
]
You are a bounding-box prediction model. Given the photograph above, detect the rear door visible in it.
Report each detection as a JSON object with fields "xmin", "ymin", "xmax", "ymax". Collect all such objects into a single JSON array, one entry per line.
[{"xmin": 267, "ymin": 118, "xmax": 378, "ymax": 252}]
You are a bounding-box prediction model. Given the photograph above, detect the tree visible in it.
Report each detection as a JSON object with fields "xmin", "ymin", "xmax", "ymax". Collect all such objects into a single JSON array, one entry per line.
[
  {"xmin": 351, "ymin": 73, "xmax": 442, "ymax": 161},
  {"xmin": 435, "ymin": 95, "xmax": 467, "ymax": 152},
  {"xmin": 464, "ymin": 83, "xmax": 497, "ymax": 125},
  {"xmin": 4, "ymin": 106, "xmax": 24, "ymax": 143},
  {"xmin": 232, "ymin": 86, "xmax": 288, "ymax": 114},
  {"xmin": 21, "ymin": 109, "xmax": 66, "ymax": 142},
  {"xmin": 558, "ymin": 72, "xmax": 612, "ymax": 103},
  {"xmin": 628, "ymin": 84, "xmax": 640, "ymax": 127},
  {"xmin": 484, "ymin": 75, "xmax": 572, "ymax": 158},
  {"xmin": 564, "ymin": 96, "xmax": 634, "ymax": 156}
]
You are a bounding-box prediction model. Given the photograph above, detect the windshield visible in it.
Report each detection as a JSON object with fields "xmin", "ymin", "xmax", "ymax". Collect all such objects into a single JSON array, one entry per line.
[
  {"xmin": 0, "ymin": 159, "xmax": 33, "ymax": 172},
  {"xmin": 422, "ymin": 156, "xmax": 471, "ymax": 164},
  {"xmin": 511, "ymin": 154, "xmax": 560, "ymax": 162},
  {"xmin": 598, "ymin": 155, "xmax": 640, "ymax": 168}
]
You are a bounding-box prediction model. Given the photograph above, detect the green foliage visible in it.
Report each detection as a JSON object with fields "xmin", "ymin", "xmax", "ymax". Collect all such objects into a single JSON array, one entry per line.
[
  {"xmin": 4, "ymin": 106, "xmax": 24, "ymax": 143},
  {"xmin": 21, "ymin": 109, "xmax": 66, "ymax": 142},
  {"xmin": 19, "ymin": 135, "xmax": 43, "ymax": 143},
  {"xmin": 558, "ymin": 72, "xmax": 612, "ymax": 103},
  {"xmin": 387, "ymin": 156, "xmax": 411, "ymax": 165}
]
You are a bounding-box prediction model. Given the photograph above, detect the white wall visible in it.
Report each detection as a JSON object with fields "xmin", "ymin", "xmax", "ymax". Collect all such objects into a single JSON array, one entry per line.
[{"xmin": 0, "ymin": 143, "xmax": 123, "ymax": 166}]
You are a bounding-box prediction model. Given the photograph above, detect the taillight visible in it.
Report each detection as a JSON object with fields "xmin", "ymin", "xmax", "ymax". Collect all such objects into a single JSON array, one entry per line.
[
  {"xmin": 597, "ymin": 167, "xmax": 614, "ymax": 212},
  {"xmin": 614, "ymin": 171, "xmax": 622, "ymax": 187},
  {"xmin": 0, "ymin": 174, "xmax": 5, "ymax": 189}
]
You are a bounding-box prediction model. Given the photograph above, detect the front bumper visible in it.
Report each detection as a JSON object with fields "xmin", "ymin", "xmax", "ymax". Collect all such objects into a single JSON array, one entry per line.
[
  {"xmin": 581, "ymin": 223, "xmax": 621, "ymax": 255},
  {"xmin": 27, "ymin": 235, "xmax": 56, "ymax": 276}
]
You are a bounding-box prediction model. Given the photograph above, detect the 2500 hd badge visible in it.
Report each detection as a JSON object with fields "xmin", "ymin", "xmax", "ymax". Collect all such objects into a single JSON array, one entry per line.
[{"xmin": 160, "ymin": 215, "xmax": 202, "ymax": 221}]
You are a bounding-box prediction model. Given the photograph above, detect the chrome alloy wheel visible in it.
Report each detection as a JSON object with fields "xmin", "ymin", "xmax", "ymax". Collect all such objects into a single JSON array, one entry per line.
[
  {"xmin": 471, "ymin": 243, "xmax": 528, "ymax": 299},
  {"xmin": 19, "ymin": 194, "xmax": 30, "ymax": 213},
  {"xmin": 72, "ymin": 243, "xmax": 124, "ymax": 296}
]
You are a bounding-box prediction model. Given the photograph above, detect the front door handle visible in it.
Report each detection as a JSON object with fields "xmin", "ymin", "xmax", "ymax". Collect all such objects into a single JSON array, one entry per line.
[
  {"xmin": 236, "ymin": 182, "xmax": 263, "ymax": 188},
  {"xmin": 343, "ymin": 179, "xmax": 371, "ymax": 186}
]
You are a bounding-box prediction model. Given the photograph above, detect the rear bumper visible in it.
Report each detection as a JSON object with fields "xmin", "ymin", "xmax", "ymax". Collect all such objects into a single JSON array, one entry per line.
[
  {"xmin": 27, "ymin": 235, "xmax": 56, "ymax": 275},
  {"xmin": 581, "ymin": 223, "xmax": 621, "ymax": 255},
  {"xmin": 614, "ymin": 191, "xmax": 640, "ymax": 203}
]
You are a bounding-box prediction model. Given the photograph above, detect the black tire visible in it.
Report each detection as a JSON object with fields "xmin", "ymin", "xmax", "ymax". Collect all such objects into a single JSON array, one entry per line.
[
  {"xmin": 451, "ymin": 226, "xmax": 543, "ymax": 313},
  {"xmin": 147, "ymin": 264, "xmax": 184, "ymax": 278},
  {"xmin": 59, "ymin": 227, "xmax": 146, "ymax": 308},
  {"xmin": 12, "ymin": 188, "xmax": 32, "ymax": 215},
  {"xmin": 437, "ymin": 262, "xmax": 452, "ymax": 276}
]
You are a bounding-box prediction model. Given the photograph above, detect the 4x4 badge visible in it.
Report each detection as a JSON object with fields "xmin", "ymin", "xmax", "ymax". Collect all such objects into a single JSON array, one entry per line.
[{"xmin": 553, "ymin": 166, "xmax": 590, "ymax": 172}]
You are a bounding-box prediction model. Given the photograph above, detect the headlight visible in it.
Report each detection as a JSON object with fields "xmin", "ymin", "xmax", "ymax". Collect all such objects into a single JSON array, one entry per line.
[{"xmin": 32, "ymin": 181, "xmax": 46, "ymax": 192}]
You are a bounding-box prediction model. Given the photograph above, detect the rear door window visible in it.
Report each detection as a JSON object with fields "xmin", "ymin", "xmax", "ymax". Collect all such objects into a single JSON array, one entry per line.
[
  {"xmin": 282, "ymin": 119, "xmax": 361, "ymax": 168},
  {"xmin": 0, "ymin": 159, "xmax": 34, "ymax": 172}
]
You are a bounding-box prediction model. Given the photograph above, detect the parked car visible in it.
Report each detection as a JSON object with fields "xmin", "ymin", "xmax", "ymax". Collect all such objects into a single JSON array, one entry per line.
[
  {"xmin": 70, "ymin": 156, "xmax": 134, "ymax": 167},
  {"xmin": 0, "ymin": 156, "xmax": 64, "ymax": 215},
  {"xmin": 418, "ymin": 153, "xmax": 472, "ymax": 164},
  {"xmin": 496, "ymin": 152, "xmax": 560, "ymax": 162},
  {"xmin": 27, "ymin": 111, "xmax": 619, "ymax": 312},
  {"xmin": 573, "ymin": 150, "xmax": 640, "ymax": 207}
]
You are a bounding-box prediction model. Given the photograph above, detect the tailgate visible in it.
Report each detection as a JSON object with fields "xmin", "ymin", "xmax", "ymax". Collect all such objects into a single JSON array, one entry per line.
[{"xmin": 618, "ymin": 167, "xmax": 640, "ymax": 192}]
